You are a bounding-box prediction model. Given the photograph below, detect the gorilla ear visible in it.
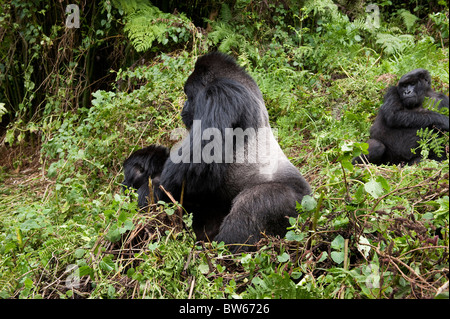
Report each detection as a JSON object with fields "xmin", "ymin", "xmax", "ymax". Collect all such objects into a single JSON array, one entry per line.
[
  {"xmin": 194, "ymin": 78, "xmax": 259, "ymax": 130},
  {"xmin": 420, "ymin": 69, "xmax": 432, "ymax": 85}
]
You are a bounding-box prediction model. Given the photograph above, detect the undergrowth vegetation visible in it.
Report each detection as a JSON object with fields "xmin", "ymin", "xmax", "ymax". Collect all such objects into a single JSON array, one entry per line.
[{"xmin": 0, "ymin": 0, "xmax": 448, "ymax": 299}]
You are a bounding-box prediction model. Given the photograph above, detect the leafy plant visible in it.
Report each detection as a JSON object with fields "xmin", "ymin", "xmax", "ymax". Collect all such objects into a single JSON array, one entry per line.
[
  {"xmin": 398, "ymin": 9, "xmax": 419, "ymax": 32},
  {"xmin": 413, "ymin": 127, "xmax": 449, "ymax": 160},
  {"xmin": 376, "ymin": 33, "xmax": 416, "ymax": 55},
  {"xmin": 111, "ymin": 0, "xmax": 193, "ymax": 52},
  {"xmin": 330, "ymin": 235, "xmax": 347, "ymax": 265}
]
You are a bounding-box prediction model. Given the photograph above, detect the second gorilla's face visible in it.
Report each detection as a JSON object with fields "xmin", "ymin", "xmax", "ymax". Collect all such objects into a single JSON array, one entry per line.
[{"xmin": 396, "ymin": 69, "xmax": 431, "ymax": 109}]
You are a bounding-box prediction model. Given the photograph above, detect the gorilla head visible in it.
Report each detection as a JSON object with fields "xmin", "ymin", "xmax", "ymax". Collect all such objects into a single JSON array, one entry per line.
[
  {"xmin": 353, "ymin": 68, "xmax": 449, "ymax": 165},
  {"xmin": 125, "ymin": 52, "xmax": 312, "ymax": 252},
  {"xmin": 181, "ymin": 53, "xmax": 265, "ymax": 134},
  {"xmin": 122, "ymin": 145, "xmax": 169, "ymax": 207},
  {"xmin": 396, "ymin": 68, "xmax": 432, "ymax": 109}
]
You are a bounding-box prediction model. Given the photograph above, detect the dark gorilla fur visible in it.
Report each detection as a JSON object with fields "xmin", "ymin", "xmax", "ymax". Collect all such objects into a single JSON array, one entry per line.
[
  {"xmin": 122, "ymin": 145, "xmax": 169, "ymax": 208},
  {"xmin": 123, "ymin": 52, "xmax": 311, "ymax": 251},
  {"xmin": 353, "ymin": 68, "xmax": 449, "ymax": 165}
]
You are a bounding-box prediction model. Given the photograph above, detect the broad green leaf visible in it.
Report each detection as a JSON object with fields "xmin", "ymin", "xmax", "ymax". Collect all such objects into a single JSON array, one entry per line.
[
  {"xmin": 331, "ymin": 251, "xmax": 345, "ymax": 264},
  {"xmin": 277, "ymin": 252, "xmax": 290, "ymax": 263},
  {"xmin": 301, "ymin": 195, "xmax": 317, "ymax": 212},
  {"xmin": 376, "ymin": 175, "xmax": 390, "ymax": 191},
  {"xmin": 74, "ymin": 248, "xmax": 86, "ymax": 259},
  {"xmin": 331, "ymin": 235, "xmax": 345, "ymax": 250},
  {"xmin": 341, "ymin": 159, "xmax": 354, "ymax": 171},
  {"xmin": 198, "ymin": 263, "xmax": 210, "ymax": 274},
  {"xmin": 99, "ymin": 256, "xmax": 115, "ymax": 272},
  {"xmin": 364, "ymin": 179, "xmax": 384, "ymax": 199},
  {"xmin": 285, "ymin": 230, "xmax": 304, "ymax": 242},
  {"xmin": 105, "ymin": 226, "xmax": 121, "ymax": 242}
]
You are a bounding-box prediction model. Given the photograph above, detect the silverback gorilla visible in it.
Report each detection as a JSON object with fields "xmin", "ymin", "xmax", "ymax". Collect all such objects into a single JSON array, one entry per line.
[
  {"xmin": 353, "ymin": 68, "xmax": 449, "ymax": 165},
  {"xmin": 123, "ymin": 52, "xmax": 311, "ymax": 251}
]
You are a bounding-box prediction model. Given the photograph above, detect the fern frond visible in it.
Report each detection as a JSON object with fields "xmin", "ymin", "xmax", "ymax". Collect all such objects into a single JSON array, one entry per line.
[
  {"xmin": 208, "ymin": 22, "xmax": 232, "ymax": 45},
  {"xmin": 304, "ymin": 0, "xmax": 339, "ymax": 19},
  {"xmin": 123, "ymin": 12, "xmax": 166, "ymax": 52},
  {"xmin": 414, "ymin": 127, "xmax": 449, "ymax": 159},
  {"xmin": 208, "ymin": 22, "xmax": 249, "ymax": 54},
  {"xmin": 219, "ymin": 3, "xmax": 233, "ymax": 23},
  {"xmin": 112, "ymin": 0, "xmax": 191, "ymax": 52},
  {"xmin": 398, "ymin": 9, "xmax": 419, "ymax": 32},
  {"xmin": 375, "ymin": 33, "xmax": 415, "ymax": 55}
]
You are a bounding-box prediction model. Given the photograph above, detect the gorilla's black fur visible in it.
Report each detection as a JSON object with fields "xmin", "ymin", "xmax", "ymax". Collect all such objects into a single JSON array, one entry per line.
[
  {"xmin": 123, "ymin": 52, "xmax": 311, "ymax": 251},
  {"xmin": 122, "ymin": 145, "xmax": 169, "ymax": 208},
  {"xmin": 354, "ymin": 68, "xmax": 449, "ymax": 165}
]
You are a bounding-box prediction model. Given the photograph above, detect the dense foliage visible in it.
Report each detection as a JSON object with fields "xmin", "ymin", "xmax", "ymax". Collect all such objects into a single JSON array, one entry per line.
[{"xmin": 0, "ymin": 0, "xmax": 448, "ymax": 299}]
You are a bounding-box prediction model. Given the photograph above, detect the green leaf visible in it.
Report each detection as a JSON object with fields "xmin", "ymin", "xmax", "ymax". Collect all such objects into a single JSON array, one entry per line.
[
  {"xmin": 118, "ymin": 211, "xmax": 128, "ymax": 223},
  {"xmin": 240, "ymin": 254, "xmax": 252, "ymax": 265},
  {"xmin": 376, "ymin": 176, "xmax": 390, "ymax": 191},
  {"xmin": 364, "ymin": 179, "xmax": 384, "ymax": 199},
  {"xmin": 127, "ymin": 268, "xmax": 136, "ymax": 278},
  {"xmin": 165, "ymin": 207, "xmax": 175, "ymax": 216},
  {"xmin": 0, "ymin": 102, "xmax": 7, "ymax": 121},
  {"xmin": 107, "ymin": 285, "xmax": 116, "ymax": 298},
  {"xmin": 99, "ymin": 256, "xmax": 115, "ymax": 272},
  {"xmin": 341, "ymin": 159, "xmax": 353, "ymax": 171},
  {"xmin": 435, "ymin": 292, "xmax": 449, "ymax": 299},
  {"xmin": 47, "ymin": 162, "xmax": 59, "ymax": 178},
  {"xmin": 340, "ymin": 142, "xmax": 354, "ymax": 152},
  {"xmin": 353, "ymin": 185, "xmax": 365, "ymax": 202},
  {"xmin": 78, "ymin": 266, "xmax": 94, "ymax": 278},
  {"xmin": 105, "ymin": 226, "xmax": 121, "ymax": 243},
  {"xmin": 74, "ymin": 248, "xmax": 86, "ymax": 259},
  {"xmin": 277, "ymin": 252, "xmax": 290, "ymax": 263},
  {"xmin": 198, "ymin": 263, "xmax": 210, "ymax": 274},
  {"xmin": 285, "ymin": 230, "xmax": 304, "ymax": 242},
  {"xmin": 148, "ymin": 242, "xmax": 159, "ymax": 251},
  {"xmin": 331, "ymin": 251, "xmax": 345, "ymax": 264},
  {"xmin": 24, "ymin": 277, "xmax": 34, "ymax": 289},
  {"xmin": 331, "ymin": 235, "xmax": 345, "ymax": 250},
  {"xmin": 301, "ymin": 195, "xmax": 317, "ymax": 212},
  {"xmin": 123, "ymin": 219, "xmax": 134, "ymax": 232},
  {"xmin": 19, "ymin": 219, "xmax": 41, "ymax": 231},
  {"xmin": 333, "ymin": 216, "xmax": 349, "ymax": 228}
]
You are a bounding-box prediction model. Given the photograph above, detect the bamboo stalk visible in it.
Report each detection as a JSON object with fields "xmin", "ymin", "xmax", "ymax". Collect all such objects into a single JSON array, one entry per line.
[{"xmin": 343, "ymin": 239, "xmax": 349, "ymax": 270}]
